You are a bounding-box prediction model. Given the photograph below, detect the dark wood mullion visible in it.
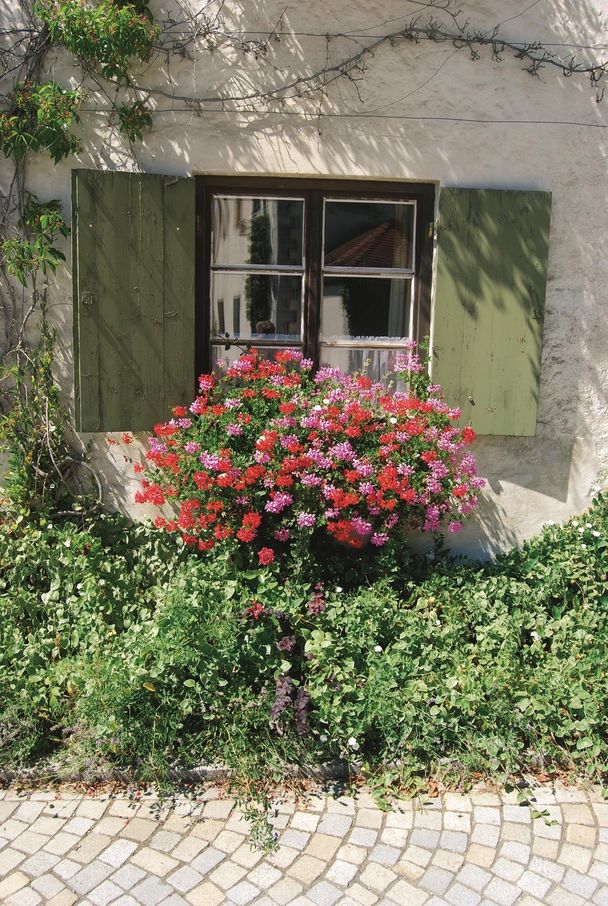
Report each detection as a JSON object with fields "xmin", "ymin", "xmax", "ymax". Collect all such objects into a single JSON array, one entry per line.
[
  {"xmin": 195, "ymin": 178, "xmax": 211, "ymax": 379},
  {"xmin": 412, "ymin": 185, "xmax": 436, "ymax": 346},
  {"xmin": 305, "ymin": 190, "xmax": 323, "ymax": 366}
]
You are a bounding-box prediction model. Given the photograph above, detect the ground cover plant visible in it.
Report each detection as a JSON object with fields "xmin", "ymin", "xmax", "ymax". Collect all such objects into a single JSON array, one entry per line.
[{"xmin": 0, "ymin": 485, "xmax": 607, "ymax": 803}]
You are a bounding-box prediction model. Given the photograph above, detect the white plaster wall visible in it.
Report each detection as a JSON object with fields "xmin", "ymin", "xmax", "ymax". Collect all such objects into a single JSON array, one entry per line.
[{"xmin": 2, "ymin": 0, "xmax": 608, "ymax": 556}]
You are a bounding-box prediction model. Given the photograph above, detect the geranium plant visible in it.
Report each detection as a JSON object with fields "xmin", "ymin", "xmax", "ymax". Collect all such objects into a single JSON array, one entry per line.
[{"xmin": 135, "ymin": 342, "xmax": 484, "ymax": 565}]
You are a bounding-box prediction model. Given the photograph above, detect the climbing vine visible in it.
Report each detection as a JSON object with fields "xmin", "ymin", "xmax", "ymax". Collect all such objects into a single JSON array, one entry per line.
[{"xmin": 0, "ymin": 0, "xmax": 607, "ymax": 512}]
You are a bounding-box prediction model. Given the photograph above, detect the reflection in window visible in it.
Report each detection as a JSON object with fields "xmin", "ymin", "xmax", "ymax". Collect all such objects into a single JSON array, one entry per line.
[
  {"xmin": 321, "ymin": 278, "xmax": 411, "ymax": 341},
  {"xmin": 213, "ymin": 197, "xmax": 305, "ymax": 268},
  {"xmin": 324, "ymin": 201, "xmax": 414, "ymax": 271},
  {"xmin": 212, "ymin": 274, "xmax": 302, "ymax": 340}
]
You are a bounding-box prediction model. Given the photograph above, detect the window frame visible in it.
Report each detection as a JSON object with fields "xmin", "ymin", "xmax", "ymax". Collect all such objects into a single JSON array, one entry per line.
[{"xmin": 195, "ymin": 176, "xmax": 436, "ymax": 377}]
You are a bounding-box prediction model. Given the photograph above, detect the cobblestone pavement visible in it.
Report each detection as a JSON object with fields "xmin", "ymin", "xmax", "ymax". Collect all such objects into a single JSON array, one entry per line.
[{"xmin": 1, "ymin": 784, "xmax": 607, "ymax": 906}]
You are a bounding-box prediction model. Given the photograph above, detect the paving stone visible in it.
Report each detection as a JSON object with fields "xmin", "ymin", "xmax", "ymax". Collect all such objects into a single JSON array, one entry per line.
[
  {"xmin": 326, "ymin": 798, "xmax": 356, "ymax": 816},
  {"xmin": 0, "ymin": 871, "xmax": 30, "ymax": 899},
  {"xmin": 325, "ymin": 858, "xmax": 358, "ymax": 886},
  {"xmin": 171, "ymin": 837, "xmax": 208, "ymax": 863},
  {"xmin": 305, "ymin": 834, "xmax": 341, "ymax": 860},
  {"xmin": 562, "ymin": 804, "xmax": 595, "ymax": 825},
  {"xmin": 502, "ymin": 806, "xmax": 532, "ymax": 824},
  {"xmin": 336, "ymin": 843, "xmax": 368, "ymax": 864},
  {"xmin": 14, "ymin": 802, "xmax": 46, "ymax": 823},
  {"xmin": 20, "ymin": 849, "xmax": 60, "ymax": 876},
  {"xmin": 308, "ymin": 880, "xmax": 342, "ymax": 905},
  {"xmin": 317, "ymin": 814, "xmax": 353, "ymax": 838},
  {"xmin": 420, "ymin": 865, "xmax": 452, "ymax": 894},
  {"xmin": 517, "ymin": 869, "xmax": 551, "ymax": 899},
  {"xmin": 29, "ymin": 816, "xmax": 66, "ymax": 836},
  {"xmin": 120, "ymin": 818, "xmax": 158, "ymax": 842},
  {"xmin": 266, "ymin": 845, "xmax": 299, "ymax": 869},
  {"xmin": 592, "ymin": 861, "xmax": 608, "ymax": 884},
  {"xmin": 88, "ymin": 879, "xmax": 124, "ymax": 906},
  {"xmin": 493, "ymin": 857, "xmax": 525, "ymax": 882},
  {"xmin": 46, "ymin": 891, "xmax": 78, "ymax": 906},
  {"xmin": 465, "ymin": 844, "xmax": 495, "ymax": 868},
  {"xmin": 394, "ymin": 858, "xmax": 425, "ymax": 881},
  {"xmin": 53, "ymin": 858, "xmax": 81, "ymax": 880},
  {"xmin": 0, "ymin": 847, "xmax": 26, "ymax": 872},
  {"xmin": 432, "ymin": 849, "xmax": 464, "ymax": 872},
  {"xmin": 546, "ymin": 888, "xmax": 586, "ymax": 906},
  {"xmin": 291, "ymin": 812, "xmax": 321, "ymax": 833},
  {"xmin": 189, "ymin": 845, "xmax": 225, "ymax": 875},
  {"xmin": 12, "ymin": 831, "xmax": 50, "ymax": 854},
  {"xmin": 355, "ymin": 809, "xmax": 383, "ymax": 830},
  {"xmin": 62, "ymin": 816, "xmax": 95, "ymax": 837},
  {"xmin": 358, "ymin": 862, "xmax": 397, "ymax": 892},
  {"xmin": 5, "ymin": 888, "xmax": 43, "ymax": 906},
  {"xmin": 132, "ymin": 848, "xmax": 179, "ymax": 877},
  {"xmin": 100, "ymin": 838, "xmax": 139, "ymax": 867},
  {"xmin": 280, "ymin": 829, "xmax": 311, "ymax": 850},
  {"xmin": 401, "ymin": 844, "xmax": 433, "ymax": 867},
  {"xmin": 246, "ymin": 862, "xmax": 282, "ymax": 887},
  {"xmin": 289, "ymin": 855, "xmax": 326, "ymax": 883},
  {"xmin": 349, "ymin": 827, "xmax": 378, "ymax": 847},
  {"xmin": 380, "ymin": 827, "xmax": 409, "ymax": 848},
  {"xmin": 67, "ymin": 860, "xmax": 113, "ymax": 895},
  {"xmin": 130, "ymin": 876, "xmax": 174, "ymax": 905},
  {"xmin": 440, "ymin": 831, "xmax": 468, "ymax": 853},
  {"xmin": 563, "ymin": 866, "xmax": 599, "ymax": 898},
  {"xmin": 456, "ymin": 864, "xmax": 492, "ymax": 891},
  {"xmin": 184, "ymin": 881, "xmax": 224, "ymax": 906},
  {"xmin": 385, "ymin": 810, "xmax": 413, "ymax": 829},
  {"xmin": 95, "ymin": 817, "xmax": 129, "ymax": 837},
  {"xmin": 226, "ymin": 879, "xmax": 260, "ymax": 904},
  {"xmin": 31, "ymin": 873, "xmax": 65, "ymax": 898},
  {"xmin": 444, "ymin": 882, "xmax": 481, "ymax": 905},
  {"xmin": 203, "ymin": 799, "xmax": 234, "ymax": 820},
  {"xmin": 343, "ymin": 882, "xmax": 379, "ymax": 905},
  {"xmin": 444, "ymin": 812, "xmax": 471, "ymax": 833},
  {"xmin": 208, "ymin": 859, "xmax": 247, "ymax": 890},
  {"xmin": 471, "ymin": 824, "xmax": 500, "ymax": 847},
  {"xmin": 501, "ymin": 821, "xmax": 531, "ymax": 844},
  {"xmin": 566, "ymin": 822, "xmax": 596, "ymax": 847},
  {"xmin": 473, "ymin": 807, "xmax": 501, "ymax": 825},
  {"xmin": 531, "ymin": 837, "xmax": 559, "ymax": 859},
  {"xmin": 559, "ymin": 842, "xmax": 593, "ymax": 873},
  {"xmin": 267, "ymin": 876, "xmax": 304, "ymax": 904},
  {"xmin": 484, "ymin": 877, "xmax": 521, "ymax": 905},
  {"xmin": 71, "ymin": 833, "xmax": 113, "ymax": 863},
  {"xmin": 150, "ymin": 830, "xmax": 182, "ymax": 852},
  {"xmin": 111, "ymin": 864, "xmax": 147, "ymax": 891},
  {"xmin": 43, "ymin": 832, "xmax": 80, "ymax": 856},
  {"xmin": 414, "ymin": 810, "xmax": 443, "ymax": 830},
  {"xmin": 369, "ymin": 843, "xmax": 400, "ymax": 865},
  {"xmin": 500, "ymin": 840, "xmax": 531, "ymax": 863},
  {"xmin": 75, "ymin": 799, "xmax": 109, "ymax": 820},
  {"xmin": 411, "ymin": 828, "xmax": 441, "ymax": 849},
  {"xmin": 166, "ymin": 865, "xmax": 204, "ymax": 893}
]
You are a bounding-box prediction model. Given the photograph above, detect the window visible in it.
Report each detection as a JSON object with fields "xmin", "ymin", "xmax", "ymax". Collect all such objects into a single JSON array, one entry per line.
[
  {"xmin": 72, "ymin": 169, "xmax": 551, "ymax": 435},
  {"xmin": 199, "ymin": 178, "xmax": 435, "ymax": 382}
]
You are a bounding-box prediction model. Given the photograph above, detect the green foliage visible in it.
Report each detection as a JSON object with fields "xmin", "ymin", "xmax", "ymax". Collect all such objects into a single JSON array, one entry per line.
[
  {"xmin": 0, "ymin": 317, "xmax": 79, "ymax": 515},
  {"xmin": 0, "ymin": 82, "xmax": 83, "ymax": 163},
  {"xmin": 245, "ymin": 212, "xmax": 272, "ymax": 329},
  {"xmin": 118, "ymin": 100, "xmax": 153, "ymax": 142},
  {"xmin": 2, "ymin": 195, "xmax": 69, "ymax": 286},
  {"xmin": 36, "ymin": 0, "xmax": 160, "ymax": 83},
  {"xmin": 0, "ymin": 490, "xmax": 607, "ymax": 797}
]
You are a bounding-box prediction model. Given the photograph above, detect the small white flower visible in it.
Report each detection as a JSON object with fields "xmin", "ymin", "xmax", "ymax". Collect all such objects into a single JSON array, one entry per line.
[
  {"xmin": 320, "ymin": 734, "xmax": 328, "ymax": 742},
  {"xmin": 578, "ymin": 527, "xmax": 585, "ymax": 533},
  {"xmin": 374, "ymin": 645, "xmax": 383, "ymax": 653},
  {"xmin": 545, "ymin": 520, "xmax": 556, "ymax": 526},
  {"xmin": 586, "ymin": 523, "xmax": 593, "ymax": 528},
  {"xmin": 436, "ymin": 619, "xmax": 441, "ymax": 626},
  {"xmin": 348, "ymin": 737, "xmax": 360, "ymax": 750},
  {"xmin": 323, "ymin": 398, "xmax": 330, "ymax": 404},
  {"xmin": 581, "ymin": 543, "xmax": 587, "ymax": 548},
  {"xmin": 572, "ymin": 520, "xmax": 579, "ymax": 526},
  {"xmin": 335, "ymin": 586, "xmax": 343, "ymax": 593},
  {"xmin": 531, "ymin": 631, "xmax": 540, "ymax": 640},
  {"xmin": 592, "ymin": 530, "xmax": 601, "ymax": 537},
  {"xmin": 389, "ymin": 417, "xmax": 397, "ymax": 424}
]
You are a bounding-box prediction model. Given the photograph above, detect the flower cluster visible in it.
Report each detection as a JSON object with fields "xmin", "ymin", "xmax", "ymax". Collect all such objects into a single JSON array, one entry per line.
[{"xmin": 135, "ymin": 344, "xmax": 484, "ymax": 562}]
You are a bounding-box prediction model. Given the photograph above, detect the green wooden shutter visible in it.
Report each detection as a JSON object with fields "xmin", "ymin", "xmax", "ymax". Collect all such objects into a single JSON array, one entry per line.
[
  {"xmin": 431, "ymin": 187, "xmax": 551, "ymax": 436},
  {"xmin": 72, "ymin": 169, "xmax": 196, "ymax": 432}
]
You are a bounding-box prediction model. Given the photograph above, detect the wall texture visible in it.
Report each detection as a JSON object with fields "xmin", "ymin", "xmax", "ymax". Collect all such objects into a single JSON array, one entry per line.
[{"xmin": 2, "ymin": 0, "xmax": 607, "ymax": 556}]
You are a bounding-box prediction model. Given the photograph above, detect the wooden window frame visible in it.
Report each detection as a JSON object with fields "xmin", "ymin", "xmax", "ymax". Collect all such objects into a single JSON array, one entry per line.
[{"xmin": 195, "ymin": 176, "xmax": 436, "ymax": 378}]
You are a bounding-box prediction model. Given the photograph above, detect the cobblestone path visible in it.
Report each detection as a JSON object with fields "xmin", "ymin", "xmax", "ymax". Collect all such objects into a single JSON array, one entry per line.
[{"xmin": 0, "ymin": 784, "xmax": 607, "ymax": 905}]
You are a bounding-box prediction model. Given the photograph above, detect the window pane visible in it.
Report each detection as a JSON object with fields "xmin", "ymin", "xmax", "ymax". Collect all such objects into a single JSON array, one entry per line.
[
  {"xmin": 211, "ymin": 273, "xmax": 302, "ymax": 340},
  {"xmin": 211, "ymin": 343, "xmax": 302, "ymax": 371},
  {"xmin": 320, "ymin": 277, "xmax": 411, "ymax": 341},
  {"xmin": 324, "ymin": 200, "xmax": 414, "ymax": 270},
  {"xmin": 212, "ymin": 197, "xmax": 304, "ymax": 267},
  {"xmin": 318, "ymin": 345, "xmax": 407, "ymax": 385}
]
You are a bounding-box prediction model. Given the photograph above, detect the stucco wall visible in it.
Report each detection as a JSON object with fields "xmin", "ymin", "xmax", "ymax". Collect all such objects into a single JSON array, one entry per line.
[{"xmin": 2, "ymin": 0, "xmax": 607, "ymax": 556}]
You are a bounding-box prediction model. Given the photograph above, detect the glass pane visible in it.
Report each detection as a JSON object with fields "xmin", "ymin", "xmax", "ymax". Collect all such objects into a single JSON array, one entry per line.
[
  {"xmin": 319, "ymin": 345, "xmax": 407, "ymax": 385},
  {"xmin": 320, "ymin": 277, "xmax": 411, "ymax": 341},
  {"xmin": 211, "ymin": 343, "xmax": 303, "ymax": 371},
  {"xmin": 212, "ymin": 196, "xmax": 304, "ymax": 267},
  {"xmin": 324, "ymin": 200, "xmax": 414, "ymax": 270},
  {"xmin": 211, "ymin": 273, "xmax": 302, "ymax": 341}
]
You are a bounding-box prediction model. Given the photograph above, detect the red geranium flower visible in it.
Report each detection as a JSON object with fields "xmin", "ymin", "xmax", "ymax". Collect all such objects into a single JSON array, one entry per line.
[{"xmin": 258, "ymin": 547, "xmax": 275, "ymax": 565}]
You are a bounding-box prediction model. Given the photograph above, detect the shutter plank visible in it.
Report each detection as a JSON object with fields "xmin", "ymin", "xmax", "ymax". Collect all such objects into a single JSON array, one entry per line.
[
  {"xmin": 431, "ymin": 187, "xmax": 551, "ymax": 436},
  {"xmin": 162, "ymin": 176, "xmax": 196, "ymax": 411},
  {"xmin": 73, "ymin": 170, "xmax": 195, "ymax": 432}
]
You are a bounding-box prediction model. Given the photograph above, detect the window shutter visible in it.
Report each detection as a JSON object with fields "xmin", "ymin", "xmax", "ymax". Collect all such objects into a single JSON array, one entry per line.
[
  {"xmin": 72, "ymin": 169, "xmax": 195, "ymax": 432},
  {"xmin": 431, "ymin": 187, "xmax": 551, "ymax": 436}
]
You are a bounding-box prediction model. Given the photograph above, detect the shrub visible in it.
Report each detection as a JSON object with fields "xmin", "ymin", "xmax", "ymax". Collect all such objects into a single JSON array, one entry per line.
[{"xmin": 135, "ymin": 345, "xmax": 484, "ymax": 572}]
